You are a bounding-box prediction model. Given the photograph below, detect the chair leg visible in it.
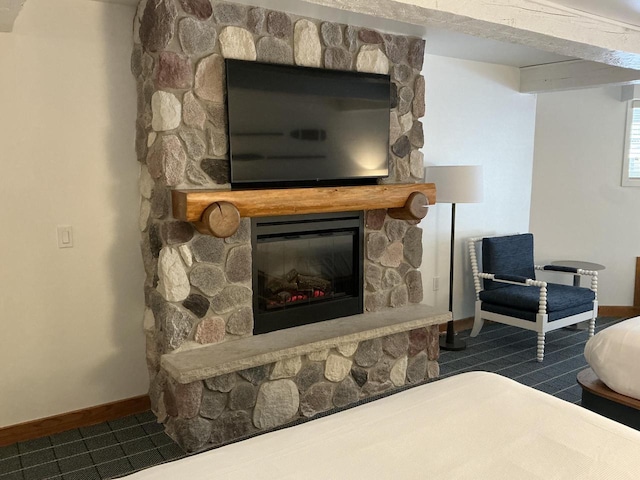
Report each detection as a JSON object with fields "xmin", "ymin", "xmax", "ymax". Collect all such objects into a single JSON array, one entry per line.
[
  {"xmin": 470, "ymin": 302, "xmax": 484, "ymax": 337},
  {"xmin": 588, "ymin": 316, "xmax": 596, "ymax": 337},
  {"xmin": 536, "ymin": 332, "xmax": 545, "ymax": 362}
]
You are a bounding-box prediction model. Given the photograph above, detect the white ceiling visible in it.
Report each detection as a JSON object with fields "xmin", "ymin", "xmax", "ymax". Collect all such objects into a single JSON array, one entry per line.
[{"xmin": 4, "ymin": 0, "xmax": 640, "ymax": 68}]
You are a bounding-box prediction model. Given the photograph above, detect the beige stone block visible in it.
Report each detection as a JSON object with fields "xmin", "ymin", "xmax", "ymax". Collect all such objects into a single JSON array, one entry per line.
[
  {"xmin": 271, "ymin": 356, "xmax": 303, "ymax": 379},
  {"xmin": 308, "ymin": 349, "xmax": 330, "ymax": 361},
  {"xmin": 390, "ymin": 356, "xmax": 408, "ymax": 386},
  {"xmin": 325, "ymin": 354, "xmax": 352, "ymax": 382}
]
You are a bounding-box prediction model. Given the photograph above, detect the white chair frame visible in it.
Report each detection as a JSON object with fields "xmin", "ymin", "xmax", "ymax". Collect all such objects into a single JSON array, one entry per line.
[{"xmin": 468, "ymin": 236, "xmax": 598, "ymax": 362}]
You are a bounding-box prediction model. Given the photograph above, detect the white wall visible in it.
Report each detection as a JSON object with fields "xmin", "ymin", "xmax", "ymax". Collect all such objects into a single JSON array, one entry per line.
[
  {"xmin": 0, "ymin": 0, "xmax": 146, "ymax": 428},
  {"xmin": 419, "ymin": 55, "xmax": 537, "ymax": 320},
  {"xmin": 530, "ymin": 87, "xmax": 640, "ymax": 306}
]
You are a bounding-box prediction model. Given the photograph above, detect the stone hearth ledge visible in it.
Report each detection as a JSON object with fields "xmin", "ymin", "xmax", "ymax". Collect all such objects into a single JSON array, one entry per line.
[{"xmin": 162, "ymin": 304, "xmax": 450, "ymax": 384}]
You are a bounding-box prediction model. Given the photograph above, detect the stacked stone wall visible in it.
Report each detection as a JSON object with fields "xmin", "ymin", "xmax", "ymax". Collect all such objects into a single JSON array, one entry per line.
[
  {"xmin": 132, "ymin": 0, "xmax": 429, "ymax": 451},
  {"xmin": 166, "ymin": 326, "xmax": 440, "ymax": 452}
]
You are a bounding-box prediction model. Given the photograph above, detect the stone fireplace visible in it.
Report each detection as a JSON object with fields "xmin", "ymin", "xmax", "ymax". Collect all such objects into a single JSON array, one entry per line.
[{"xmin": 133, "ymin": 0, "xmax": 448, "ymax": 453}]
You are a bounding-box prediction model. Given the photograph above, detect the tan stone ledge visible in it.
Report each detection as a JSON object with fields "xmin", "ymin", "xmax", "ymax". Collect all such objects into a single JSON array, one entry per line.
[{"xmin": 161, "ymin": 304, "xmax": 450, "ymax": 384}]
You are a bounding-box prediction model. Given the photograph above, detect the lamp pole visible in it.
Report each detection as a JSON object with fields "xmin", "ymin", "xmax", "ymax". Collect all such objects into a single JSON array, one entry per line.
[{"xmin": 440, "ymin": 202, "xmax": 466, "ymax": 351}]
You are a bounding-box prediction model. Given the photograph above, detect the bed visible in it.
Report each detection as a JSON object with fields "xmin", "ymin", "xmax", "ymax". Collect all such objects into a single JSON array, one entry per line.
[
  {"xmin": 123, "ymin": 372, "xmax": 640, "ymax": 479},
  {"xmin": 580, "ymin": 316, "xmax": 640, "ymax": 429}
]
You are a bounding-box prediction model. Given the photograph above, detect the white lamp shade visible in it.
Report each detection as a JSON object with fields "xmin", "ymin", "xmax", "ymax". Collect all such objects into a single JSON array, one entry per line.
[{"xmin": 425, "ymin": 165, "xmax": 483, "ymax": 204}]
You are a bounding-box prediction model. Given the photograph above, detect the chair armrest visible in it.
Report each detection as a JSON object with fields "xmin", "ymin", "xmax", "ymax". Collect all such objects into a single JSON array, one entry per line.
[
  {"xmin": 540, "ymin": 264, "xmax": 578, "ymax": 273},
  {"xmin": 478, "ymin": 273, "xmax": 547, "ymax": 288},
  {"xmin": 494, "ymin": 274, "xmax": 529, "ymax": 283},
  {"xmin": 535, "ymin": 265, "xmax": 598, "ymax": 277}
]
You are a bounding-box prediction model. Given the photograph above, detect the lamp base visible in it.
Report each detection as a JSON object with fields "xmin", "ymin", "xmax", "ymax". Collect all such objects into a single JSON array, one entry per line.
[
  {"xmin": 440, "ymin": 335, "xmax": 467, "ymax": 351},
  {"xmin": 440, "ymin": 320, "xmax": 467, "ymax": 351}
]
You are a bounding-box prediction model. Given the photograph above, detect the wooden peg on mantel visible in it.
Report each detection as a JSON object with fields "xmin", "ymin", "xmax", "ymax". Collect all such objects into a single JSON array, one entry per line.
[
  {"xmin": 194, "ymin": 201, "xmax": 241, "ymax": 238},
  {"xmin": 388, "ymin": 192, "xmax": 429, "ymax": 221}
]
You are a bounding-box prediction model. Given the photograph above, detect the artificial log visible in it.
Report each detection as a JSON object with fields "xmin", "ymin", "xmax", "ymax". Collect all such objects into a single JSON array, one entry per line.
[
  {"xmin": 388, "ymin": 192, "xmax": 429, "ymax": 221},
  {"xmin": 267, "ymin": 278, "xmax": 298, "ymax": 295},
  {"xmin": 297, "ymin": 274, "xmax": 331, "ymax": 292},
  {"xmin": 201, "ymin": 201, "xmax": 241, "ymax": 238}
]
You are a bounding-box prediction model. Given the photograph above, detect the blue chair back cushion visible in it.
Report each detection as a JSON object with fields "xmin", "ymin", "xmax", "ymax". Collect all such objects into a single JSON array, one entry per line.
[
  {"xmin": 479, "ymin": 283, "xmax": 596, "ymax": 321},
  {"xmin": 482, "ymin": 234, "xmax": 535, "ymax": 290}
]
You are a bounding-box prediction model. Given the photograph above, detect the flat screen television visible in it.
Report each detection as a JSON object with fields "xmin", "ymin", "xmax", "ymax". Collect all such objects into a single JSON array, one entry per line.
[{"xmin": 225, "ymin": 59, "xmax": 390, "ymax": 188}]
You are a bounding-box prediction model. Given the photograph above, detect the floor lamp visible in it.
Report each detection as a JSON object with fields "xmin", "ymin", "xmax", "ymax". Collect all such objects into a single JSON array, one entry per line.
[{"xmin": 425, "ymin": 165, "xmax": 483, "ymax": 351}]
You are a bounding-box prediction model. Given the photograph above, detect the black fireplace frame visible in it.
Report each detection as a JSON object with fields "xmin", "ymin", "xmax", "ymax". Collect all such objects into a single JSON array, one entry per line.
[{"xmin": 251, "ymin": 211, "xmax": 364, "ymax": 335}]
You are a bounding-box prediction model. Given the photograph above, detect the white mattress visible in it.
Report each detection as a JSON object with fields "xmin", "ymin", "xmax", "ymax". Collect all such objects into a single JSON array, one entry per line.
[
  {"xmin": 585, "ymin": 316, "xmax": 640, "ymax": 399},
  {"xmin": 124, "ymin": 372, "xmax": 640, "ymax": 480}
]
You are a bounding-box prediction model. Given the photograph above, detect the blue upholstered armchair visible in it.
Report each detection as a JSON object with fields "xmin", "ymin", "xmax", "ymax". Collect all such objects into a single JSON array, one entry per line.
[{"xmin": 468, "ymin": 234, "xmax": 598, "ymax": 362}]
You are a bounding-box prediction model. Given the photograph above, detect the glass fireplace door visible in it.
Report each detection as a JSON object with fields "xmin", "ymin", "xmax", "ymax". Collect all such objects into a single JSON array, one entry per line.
[{"xmin": 252, "ymin": 212, "xmax": 363, "ymax": 334}]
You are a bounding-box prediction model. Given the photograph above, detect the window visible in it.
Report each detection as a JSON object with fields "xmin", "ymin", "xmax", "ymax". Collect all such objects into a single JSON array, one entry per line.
[{"xmin": 622, "ymin": 100, "xmax": 640, "ymax": 186}]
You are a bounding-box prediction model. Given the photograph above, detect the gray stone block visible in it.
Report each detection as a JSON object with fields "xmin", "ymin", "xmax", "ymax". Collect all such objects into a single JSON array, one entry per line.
[
  {"xmin": 226, "ymin": 306, "xmax": 253, "ymax": 335},
  {"xmin": 300, "ymin": 382, "xmax": 334, "ymax": 417},
  {"xmin": 211, "ymin": 285, "xmax": 252, "ymax": 314},
  {"xmin": 189, "ymin": 263, "xmax": 225, "ymax": 297},
  {"xmin": 295, "ymin": 362, "xmax": 324, "ymax": 393},
  {"xmin": 382, "ymin": 331, "xmax": 409, "ymax": 358},
  {"xmin": 173, "ymin": 416, "xmax": 212, "ymax": 453},
  {"xmin": 225, "ymin": 245, "xmax": 252, "ymax": 283},
  {"xmin": 192, "ymin": 235, "xmax": 226, "ymax": 264},
  {"xmin": 238, "ymin": 364, "xmax": 271, "ymax": 385},
  {"xmin": 229, "ymin": 382, "xmax": 258, "ymax": 410},
  {"xmin": 333, "ymin": 376, "xmax": 360, "ymax": 407},
  {"xmin": 406, "ymin": 270, "xmax": 423, "ymax": 304},
  {"xmin": 403, "ymin": 226, "xmax": 423, "ymax": 268},
  {"xmin": 179, "ymin": 17, "xmax": 217, "ymax": 56},
  {"xmin": 200, "ymin": 389, "xmax": 227, "ymax": 420},
  {"xmin": 213, "ymin": 2, "xmax": 247, "ymax": 25},
  {"xmin": 210, "ymin": 411, "xmax": 254, "ymax": 446},
  {"xmin": 182, "ymin": 294, "xmax": 210, "ymax": 318},
  {"xmin": 406, "ymin": 351, "xmax": 428, "ymax": 383},
  {"xmin": 204, "ymin": 372, "xmax": 237, "ymax": 393},
  {"xmin": 267, "ymin": 11, "xmax": 292, "ymax": 39},
  {"xmin": 354, "ymin": 338, "xmax": 383, "ymax": 367},
  {"xmin": 321, "ymin": 22, "xmax": 342, "ymax": 46},
  {"xmin": 201, "ymin": 158, "xmax": 230, "ymax": 185},
  {"xmin": 256, "ymin": 37, "xmax": 293, "ymax": 64}
]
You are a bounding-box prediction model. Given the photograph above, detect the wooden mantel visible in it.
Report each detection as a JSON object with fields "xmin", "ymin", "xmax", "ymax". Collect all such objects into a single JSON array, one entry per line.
[{"xmin": 172, "ymin": 183, "xmax": 436, "ymax": 236}]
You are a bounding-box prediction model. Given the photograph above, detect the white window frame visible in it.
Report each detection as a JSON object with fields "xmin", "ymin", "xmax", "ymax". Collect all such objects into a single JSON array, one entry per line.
[{"xmin": 622, "ymin": 99, "xmax": 640, "ymax": 187}]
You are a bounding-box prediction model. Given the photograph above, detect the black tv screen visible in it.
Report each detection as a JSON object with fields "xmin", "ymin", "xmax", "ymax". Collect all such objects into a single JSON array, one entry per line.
[{"xmin": 225, "ymin": 59, "xmax": 390, "ymax": 188}]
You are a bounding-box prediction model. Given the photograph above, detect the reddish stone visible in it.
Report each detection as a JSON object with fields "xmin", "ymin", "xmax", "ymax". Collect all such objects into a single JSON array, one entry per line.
[
  {"xmin": 358, "ymin": 28, "xmax": 383, "ymax": 44},
  {"xmin": 174, "ymin": 381, "xmax": 203, "ymax": 419},
  {"xmin": 426, "ymin": 325, "xmax": 440, "ymax": 361},
  {"xmin": 157, "ymin": 52, "xmax": 192, "ymax": 89},
  {"xmin": 195, "ymin": 317, "xmax": 226, "ymax": 344},
  {"xmin": 408, "ymin": 328, "xmax": 428, "ymax": 357},
  {"xmin": 178, "ymin": 0, "xmax": 213, "ymax": 20},
  {"xmin": 365, "ymin": 209, "xmax": 386, "ymax": 230},
  {"xmin": 139, "ymin": 0, "xmax": 177, "ymax": 52}
]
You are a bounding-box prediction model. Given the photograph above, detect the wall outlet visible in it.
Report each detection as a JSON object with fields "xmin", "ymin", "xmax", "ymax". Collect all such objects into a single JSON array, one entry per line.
[{"xmin": 432, "ymin": 276, "xmax": 440, "ymax": 291}]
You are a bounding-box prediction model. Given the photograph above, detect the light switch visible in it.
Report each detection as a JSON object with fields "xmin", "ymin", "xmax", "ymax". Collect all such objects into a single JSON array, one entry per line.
[{"xmin": 57, "ymin": 226, "xmax": 73, "ymax": 248}]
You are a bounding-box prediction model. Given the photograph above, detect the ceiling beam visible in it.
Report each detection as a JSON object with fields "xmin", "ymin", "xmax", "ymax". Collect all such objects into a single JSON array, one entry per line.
[
  {"xmin": 0, "ymin": 0, "xmax": 26, "ymax": 33},
  {"xmin": 520, "ymin": 60, "xmax": 640, "ymax": 93},
  {"xmin": 299, "ymin": 0, "xmax": 640, "ymax": 69}
]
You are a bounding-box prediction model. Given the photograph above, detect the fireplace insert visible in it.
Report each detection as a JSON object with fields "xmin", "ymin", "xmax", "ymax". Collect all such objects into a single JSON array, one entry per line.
[{"xmin": 251, "ymin": 212, "xmax": 364, "ymax": 334}]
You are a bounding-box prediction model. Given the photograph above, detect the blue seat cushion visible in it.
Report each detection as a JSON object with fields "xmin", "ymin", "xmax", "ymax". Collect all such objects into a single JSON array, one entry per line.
[
  {"xmin": 482, "ymin": 234, "xmax": 535, "ymax": 291},
  {"xmin": 481, "ymin": 302, "xmax": 594, "ymax": 322},
  {"xmin": 479, "ymin": 283, "xmax": 596, "ymax": 321}
]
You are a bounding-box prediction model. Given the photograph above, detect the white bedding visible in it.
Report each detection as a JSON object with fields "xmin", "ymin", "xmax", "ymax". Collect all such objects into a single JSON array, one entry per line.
[
  {"xmin": 585, "ymin": 316, "xmax": 640, "ymax": 399},
  {"xmin": 125, "ymin": 372, "xmax": 640, "ymax": 480}
]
